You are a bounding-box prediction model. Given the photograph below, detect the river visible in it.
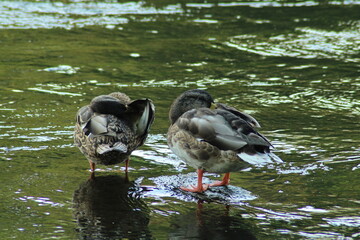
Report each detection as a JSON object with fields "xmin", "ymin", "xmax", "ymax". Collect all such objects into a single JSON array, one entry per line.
[{"xmin": 0, "ymin": 0, "xmax": 359, "ymax": 239}]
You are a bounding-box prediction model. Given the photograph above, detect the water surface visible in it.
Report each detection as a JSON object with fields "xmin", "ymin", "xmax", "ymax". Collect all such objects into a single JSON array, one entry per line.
[{"xmin": 0, "ymin": 0, "xmax": 359, "ymax": 239}]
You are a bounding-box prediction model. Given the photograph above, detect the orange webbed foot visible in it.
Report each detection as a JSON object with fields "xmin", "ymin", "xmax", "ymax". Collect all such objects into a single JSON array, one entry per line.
[
  {"xmin": 209, "ymin": 181, "xmax": 229, "ymax": 187},
  {"xmin": 181, "ymin": 169, "xmax": 210, "ymax": 193},
  {"xmin": 180, "ymin": 184, "xmax": 209, "ymax": 193},
  {"xmin": 209, "ymin": 173, "xmax": 230, "ymax": 187}
]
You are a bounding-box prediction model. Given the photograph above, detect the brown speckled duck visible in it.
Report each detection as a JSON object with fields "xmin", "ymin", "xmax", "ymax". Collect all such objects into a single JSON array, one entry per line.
[
  {"xmin": 167, "ymin": 89, "xmax": 282, "ymax": 193},
  {"xmin": 74, "ymin": 92, "xmax": 155, "ymax": 173}
]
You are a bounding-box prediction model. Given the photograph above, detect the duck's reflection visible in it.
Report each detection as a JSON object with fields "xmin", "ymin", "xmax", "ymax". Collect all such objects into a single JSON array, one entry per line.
[
  {"xmin": 169, "ymin": 201, "xmax": 257, "ymax": 240},
  {"xmin": 73, "ymin": 175, "xmax": 152, "ymax": 239}
]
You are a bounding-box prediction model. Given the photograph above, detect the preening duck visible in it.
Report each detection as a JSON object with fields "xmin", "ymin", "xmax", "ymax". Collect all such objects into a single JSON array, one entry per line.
[
  {"xmin": 74, "ymin": 92, "xmax": 155, "ymax": 173},
  {"xmin": 167, "ymin": 89, "xmax": 282, "ymax": 193}
]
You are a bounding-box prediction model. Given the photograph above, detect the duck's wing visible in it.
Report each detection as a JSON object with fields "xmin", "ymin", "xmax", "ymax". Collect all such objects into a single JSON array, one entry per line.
[
  {"xmin": 76, "ymin": 105, "xmax": 107, "ymax": 137},
  {"xmin": 216, "ymin": 103, "xmax": 261, "ymax": 128},
  {"xmin": 76, "ymin": 104, "xmax": 115, "ymax": 138},
  {"xmin": 76, "ymin": 105, "xmax": 94, "ymax": 130},
  {"xmin": 76, "ymin": 106, "xmax": 127, "ymax": 154},
  {"xmin": 75, "ymin": 95, "xmax": 133, "ymax": 156},
  {"xmin": 127, "ymin": 99, "xmax": 155, "ymax": 142},
  {"xmin": 177, "ymin": 108, "xmax": 271, "ymax": 152},
  {"xmin": 215, "ymin": 109, "xmax": 273, "ymax": 149},
  {"xmin": 76, "ymin": 96, "xmax": 125, "ymax": 137}
]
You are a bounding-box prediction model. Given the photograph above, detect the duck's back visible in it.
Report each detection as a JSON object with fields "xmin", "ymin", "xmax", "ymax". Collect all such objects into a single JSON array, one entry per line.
[
  {"xmin": 74, "ymin": 93, "xmax": 155, "ymax": 166},
  {"xmin": 75, "ymin": 109, "xmax": 137, "ymax": 165}
]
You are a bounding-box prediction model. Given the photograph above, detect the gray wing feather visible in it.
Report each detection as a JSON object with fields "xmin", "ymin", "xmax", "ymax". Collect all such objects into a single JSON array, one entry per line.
[
  {"xmin": 88, "ymin": 115, "xmax": 108, "ymax": 136},
  {"xmin": 216, "ymin": 103, "xmax": 261, "ymax": 128},
  {"xmin": 179, "ymin": 108, "xmax": 271, "ymax": 151},
  {"xmin": 76, "ymin": 106, "xmax": 93, "ymax": 129}
]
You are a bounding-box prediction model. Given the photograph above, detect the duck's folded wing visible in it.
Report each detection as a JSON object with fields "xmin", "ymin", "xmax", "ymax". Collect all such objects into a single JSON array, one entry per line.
[
  {"xmin": 76, "ymin": 106, "xmax": 105, "ymax": 137},
  {"xmin": 217, "ymin": 109, "xmax": 273, "ymax": 147},
  {"xmin": 76, "ymin": 108, "xmax": 117, "ymax": 138},
  {"xmin": 216, "ymin": 103, "xmax": 261, "ymax": 128},
  {"xmin": 75, "ymin": 95, "xmax": 127, "ymax": 138},
  {"xmin": 178, "ymin": 108, "xmax": 271, "ymax": 151},
  {"xmin": 87, "ymin": 115, "xmax": 109, "ymax": 136},
  {"xmin": 76, "ymin": 105, "xmax": 94, "ymax": 129}
]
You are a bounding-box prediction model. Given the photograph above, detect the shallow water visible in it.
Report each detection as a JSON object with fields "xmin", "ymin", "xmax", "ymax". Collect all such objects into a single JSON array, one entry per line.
[{"xmin": 0, "ymin": 0, "xmax": 359, "ymax": 239}]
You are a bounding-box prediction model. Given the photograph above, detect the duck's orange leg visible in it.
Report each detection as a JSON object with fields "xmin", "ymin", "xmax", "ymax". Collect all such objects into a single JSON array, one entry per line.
[
  {"xmin": 181, "ymin": 169, "xmax": 209, "ymax": 193},
  {"xmin": 88, "ymin": 161, "xmax": 96, "ymax": 179},
  {"xmin": 89, "ymin": 161, "xmax": 96, "ymax": 172},
  {"xmin": 209, "ymin": 172, "xmax": 230, "ymax": 187},
  {"xmin": 125, "ymin": 158, "xmax": 130, "ymax": 172}
]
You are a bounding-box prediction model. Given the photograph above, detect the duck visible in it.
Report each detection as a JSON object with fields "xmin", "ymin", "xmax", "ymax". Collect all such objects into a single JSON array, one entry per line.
[
  {"xmin": 167, "ymin": 89, "xmax": 282, "ymax": 193},
  {"xmin": 74, "ymin": 92, "xmax": 155, "ymax": 174}
]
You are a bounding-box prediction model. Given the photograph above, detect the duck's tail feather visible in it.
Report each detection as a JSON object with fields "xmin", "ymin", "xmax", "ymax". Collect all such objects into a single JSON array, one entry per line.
[
  {"xmin": 238, "ymin": 152, "xmax": 283, "ymax": 166},
  {"xmin": 129, "ymin": 99, "xmax": 155, "ymax": 137},
  {"xmin": 97, "ymin": 142, "xmax": 128, "ymax": 155}
]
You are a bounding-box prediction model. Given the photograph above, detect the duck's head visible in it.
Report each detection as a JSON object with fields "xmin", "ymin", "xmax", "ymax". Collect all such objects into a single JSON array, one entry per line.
[{"xmin": 169, "ymin": 89, "xmax": 214, "ymax": 124}]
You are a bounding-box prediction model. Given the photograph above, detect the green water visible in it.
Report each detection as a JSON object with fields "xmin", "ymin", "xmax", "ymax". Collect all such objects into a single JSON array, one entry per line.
[{"xmin": 0, "ymin": 0, "xmax": 359, "ymax": 239}]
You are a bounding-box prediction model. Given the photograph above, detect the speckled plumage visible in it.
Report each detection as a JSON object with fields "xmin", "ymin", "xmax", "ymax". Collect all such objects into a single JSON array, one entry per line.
[
  {"xmin": 74, "ymin": 92, "xmax": 155, "ymax": 172},
  {"xmin": 167, "ymin": 89, "xmax": 281, "ymax": 192}
]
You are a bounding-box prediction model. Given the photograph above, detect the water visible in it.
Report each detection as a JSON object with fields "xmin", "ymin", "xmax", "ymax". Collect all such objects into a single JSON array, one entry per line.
[{"xmin": 0, "ymin": 0, "xmax": 359, "ymax": 239}]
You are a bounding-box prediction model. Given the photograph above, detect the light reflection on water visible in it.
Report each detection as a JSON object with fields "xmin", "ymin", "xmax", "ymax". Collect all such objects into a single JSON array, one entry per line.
[
  {"xmin": 226, "ymin": 26, "xmax": 360, "ymax": 62},
  {"xmin": 0, "ymin": 1, "xmax": 182, "ymax": 29},
  {"xmin": 17, "ymin": 195, "xmax": 64, "ymax": 207},
  {"xmin": 325, "ymin": 216, "xmax": 360, "ymax": 227}
]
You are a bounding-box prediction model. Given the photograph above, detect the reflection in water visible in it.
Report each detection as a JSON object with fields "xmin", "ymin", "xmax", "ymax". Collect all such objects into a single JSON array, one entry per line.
[
  {"xmin": 169, "ymin": 202, "xmax": 257, "ymax": 240},
  {"xmin": 73, "ymin": 175, "xmax": 152, "ymax": 239}
]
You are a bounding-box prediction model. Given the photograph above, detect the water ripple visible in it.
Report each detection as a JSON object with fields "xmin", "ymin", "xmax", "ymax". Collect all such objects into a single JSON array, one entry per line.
[
  {"xmin": 189, "ymin": 1, "xmax": 360, "ymax": 8},
  {"xmin": 17, "ymin": 195, "xmax": 64, "ymax": 207},
  {"xmin": 324, "ymin": 216, "xmax": 360, "ymax": 227},
  {"xmin": 0, "ymin": 1, "xmax": 182, "ymax": 29},
  {"xmin": 226, "ymin": 26, "xmax": 360, "ymax": 62}
]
